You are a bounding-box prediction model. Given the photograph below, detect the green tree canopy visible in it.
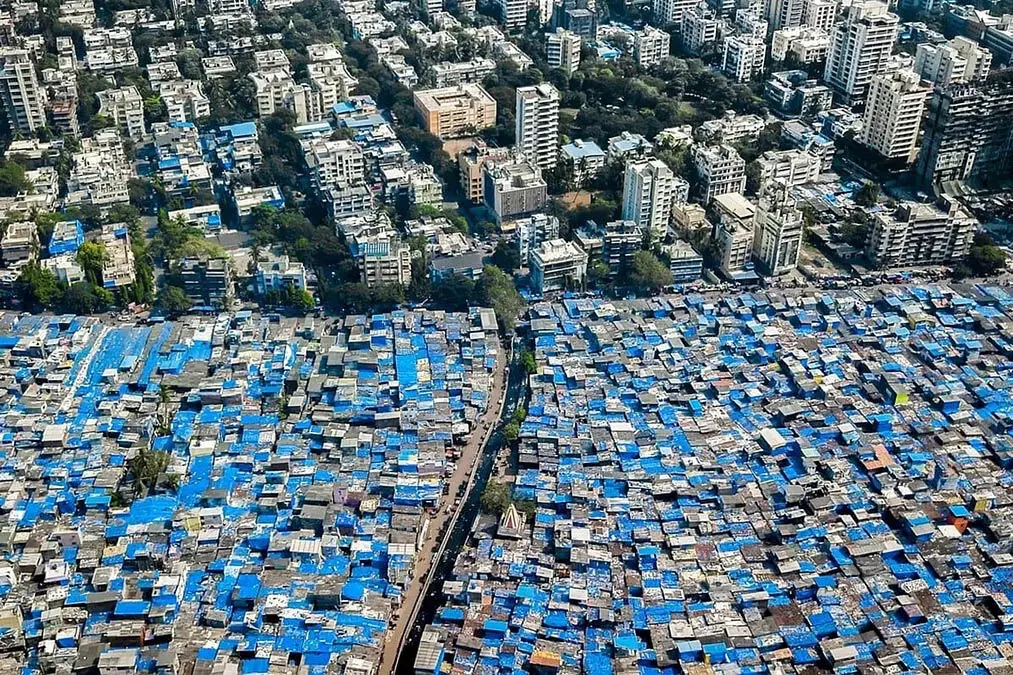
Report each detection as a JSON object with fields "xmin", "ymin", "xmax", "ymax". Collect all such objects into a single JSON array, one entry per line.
[
  {"xmin": 626, "ymin": 250, "xmax": 671, "ymax": 293},
  {"xmin": 0, "ymin": 161, "xmax": 32, "ymax": 197},
  {"xmin": 477, "ymin": 265, "xmax": 524, "ymax": 331},
  {"xmin": 76, "ymin": 241, "xmax": 107, "ymax": 286},
  {"xmin": 157, "ymin": 285, "xmax": 192, "ymax": 315}
]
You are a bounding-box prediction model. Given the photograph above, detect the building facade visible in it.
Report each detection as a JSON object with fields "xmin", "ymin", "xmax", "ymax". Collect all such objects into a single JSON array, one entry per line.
[
  {"xmin": 866, "ymin": 199, "xmax": 976, "ymax": 267},
  {"xmin": 622, "ymin": 159, "xmax": 676, "ymax": 242},
  {"xmin": 414, "ymin": 84, "xmax": 497, "ymax": 138},
  {"xmin": 752, "ymin": 179, "xmax": 803, "ymax": 275},
  {"xmin": 858, "ymin": 69, "xmax": 930, "ymax": 164},
  {"xmin": 823, "ymin": 1, "xmax": 899, "ymax": 104},
  {"xmin": 515, "ymin": 83, "xmax": 560, "ymax": 171}
]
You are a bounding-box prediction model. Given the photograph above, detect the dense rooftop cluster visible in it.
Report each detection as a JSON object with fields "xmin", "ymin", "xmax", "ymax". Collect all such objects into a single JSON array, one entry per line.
[
  {"xmin": 423, "ymin": 284, "xmax": 1013, "ymax": 675},
  {"xmin": 0, "ymin": 307, "xmax": 499, "ymax": 673}
]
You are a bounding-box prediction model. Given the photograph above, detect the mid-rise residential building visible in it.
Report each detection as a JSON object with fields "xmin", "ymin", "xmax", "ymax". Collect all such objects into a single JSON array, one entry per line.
[
  {"xmin": 915, "ymin": 80, "xmax": 1013, "ymax": 189},
  {"xmin": 607, "ymin": 131, "xmax": 654, "ymax": 162},
  {"xmin": 802, "ymin": 0, "xmax": 836, "ymax": 31},
  {"xmin": 867, "ymin": 199, "xmax": 976, "ymax": 267},
  {"xmin": 48, "ymin": 220, "xmax": 85, "ymax": 256},
  {"xmin": 83, "ymin": 27, "xmax": 138, "ymax": 72},
  {"xmin": 484, "ymin": 157, "xmax": 548, "ymax": 222},
  {"xmin": 431, "ymin": 59, "xmax": 496, "ymax": 87},
  {"xmin": 559, "ymin": 139, "xmax": 605, "ymax": 186},
  {"xmin": 602, "ymin": 219, "xmax": 643, "ymax": 276},
  {"xmin": 634, "ymin": 26, "xmax": 671, "ymax": 68},
  {"xmin": 65, "ymin": 130, "xmax": 133, "ymax": 207},
  {"xmin": 771, "ymin": 26, "xmax": 830, "ymax": 64},
  {"xmin": 914, "ymin": 36, "xmax": 992, "ymax": 88},
  {"xmin": 414, "ymin": 84, "xmax": 497, "ymax": 138},
  {"xmin": 682, "ymin": 5, "xmax": 721, "ymax": 55},
  {"xmin": 42, "ymin": 255, "xmax": 85, "ymax": 285},
  {"xmin": 765, "ymin": 70, "xmax": 833, "ymax": 119},
  {"xmin": 179, "ymin": 257, "xmax": 232, "ymax": 308},
  {"xmin": 255, "ymin": 253, "xmax": 307, "ymax": 295},
  {"xmin": 459, "ymin": 143, "xmax": 511, "ymax": 204},
  {"xmin": 351, "ymin": 236, "xmax": 413, "ymax": 288},
  {"xmin": 496, "ymin": 0, "xmax": 527, "ymax": 31},
  {"xmin": 765, "ymin": 0, "xmax": 804, "ymax": 33},
  {"xmin": 546, "ymin": 28, "xmax": 582, "ymax": 74},
  {"xmin": 530, "ymin": 238, "xmax": 588, "ymax": 293},
  {"xmin": 515, "ymin": 83, "xmax": 560, "ymax": 171},
  {"xmin": 735, "ymin": 8, "xmax": 768, "ymax": 37},
  {"xmin": 168, "ymin": 204, "xmax": 222, "ymax": 231},
  {"xmin": 698, "ymin": 111, "xmax": 765, "ymax": 143},
  {"xmin": 752, "ymin": 179, "xmax": 803, "ymax": 275},
  {"xmin": 0, "ymin": 49, "xmax": 46, "ymax": 134},
  {"xmin": 249, "ymin": 70, "xmax": 322, "ymax": 124},
  {"xmin": 622, "ymin": 159, "xmax": 676, "ymax": 242},
  {"xmin": 859, "ymin": 69, "xmax": 930, "ymax": 164},
  {"xmin": 653, "ymin": 0, "xmax": 698, "ymax": 26},
  {"xmin": 722, "ymin": 35, "xmax": 766, "ymax": 82},
  {"xmin": 302, "ymin": 138, "xmax": 365, "ymax": 190},
  {"xmin": 1, "ymin": 221, "xmax": 38, "ymax": 267},
  {"xmin": 692, "ymin": 144, "xmax": 747, "ymax": 203},
  {"xmin": 712, "ymin": 192, "xmax": 756, "ymax": 275},
  {"xmin": 98, "ymin": 223, "xmax": 136, "ymax": 289},
  {"xmin": 823, "ymin": 0, "xmax": 899, "ymax": 104},
  {"xmin": 515, "ymin": 214, "xmax": 561, "ymax": 265},
  {"xmin": 757, "ymin": 149, "xmax": 821, "ymax": 187},
  {"xmin": 159, "ymin": 80, "xmax": 211, "ymax": 123},
  {"xmin": 664, "ymin": 239, "xmax": 703, "ymax": 282},
  {"xmin": 233, "ymin": 185, "xmax": 285, "ymax": 223},
  {"xmin": 97, "ymin": 86, "xmax": 146, "ymax": 140}
]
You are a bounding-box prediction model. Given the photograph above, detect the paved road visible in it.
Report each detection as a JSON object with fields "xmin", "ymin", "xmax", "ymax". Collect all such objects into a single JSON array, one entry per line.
[{"xmin": 377, "ymin": 340, "xmax": 509, "ymax": 675}]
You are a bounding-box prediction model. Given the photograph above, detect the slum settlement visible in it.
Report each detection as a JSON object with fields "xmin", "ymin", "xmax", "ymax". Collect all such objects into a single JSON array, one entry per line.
[
  {"xmin": 0, "ymin": 308, "xmax": 500, "ymax": 674},
  {"xmin": 423, "ymin": 285, "xmax": 1013, "ymax": 675}
]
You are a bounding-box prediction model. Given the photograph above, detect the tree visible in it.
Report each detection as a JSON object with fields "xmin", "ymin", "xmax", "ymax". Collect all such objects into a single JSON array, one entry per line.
[
  {"xmin": 477, "ymin": 265, "xmax": 525, "ymax": 331},
  {"xmin": 480, "ymin": 481, "xmax": 512, "ymax": 515},
  {"xmin": 963, "ymin": 232, "xmax": 1007, "ymax": 277},
  {"xmin": 59, "ymin": 282, "xmax": 110, "ymax": 314},
  {"xmin": 19, "ymin": 264, "xmax": 62, "ymax": 310},
  {"xmin": 491, "ymin": 240, "xmax": 521, "ymax": 273},
  {"xmin": 519, "ymin": 348, "xmax": 537, "ymax": 375},
  {"xmin": 76, "ymin": 241, "xmax": 107, "ymax": 286},
  {"xmin": 129, "ymin": 446, "xmax": 172, "ymax": 497},
  {"xmin": 503, "ymin": 421, "xmax": 520, "ymax": 441},
  {"xmin": 0, "ymin": 161, "xmax": 33, "ymax": 197},
  {"xmin": 157, "ymin": 285, "xmax": 191, "ymax": 315},
  {"xmin": 853, "ymin": 181, "xmax": 880, "ymax": 207},
  {"xmin": 626, "ymin": 250, "xmax": 671, "ymax": 293}
]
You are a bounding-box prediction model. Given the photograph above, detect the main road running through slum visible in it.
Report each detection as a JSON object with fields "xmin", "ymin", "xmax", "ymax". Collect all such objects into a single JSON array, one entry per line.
[{"xmin": 378, "ymin": 336, "xmax": 511, "ymax": 675}]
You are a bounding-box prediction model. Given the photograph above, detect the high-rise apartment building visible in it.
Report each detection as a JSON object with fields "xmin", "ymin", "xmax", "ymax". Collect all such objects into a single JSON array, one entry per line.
[
  {"xmin": 515, "ymin": 83, "xmax": 560, "ymax": 171},
  {"xmin": 915, "ymin": 81, "xmax": 1013, "ymax": 189},
  {"xmin": 823, "ymin": 1, "xmax": 899, "ymax": 104},
  {"xmin": 546, "ymin": 28, "xmax": 582, "ymax": 74},
  {"xmin": 0, "ymin": 49, "xmax": 46, "ymax": 134},
  {"xmin": 622, "ymin": 159, "xmax": 676, "ymax": 242},
  {"xmin": 859, "ymin": 69, "xmax": 930, "ymax": 163},
  {"xmin": 753, "ymin": 179, "xmax": 803, "ymax": 275}
]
